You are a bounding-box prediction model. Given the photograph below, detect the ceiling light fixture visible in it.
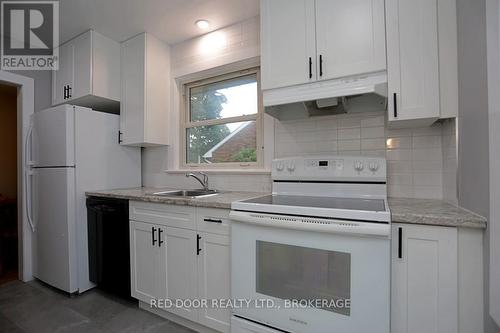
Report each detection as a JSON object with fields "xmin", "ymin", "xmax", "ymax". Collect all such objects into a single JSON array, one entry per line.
[{"xmin": 195, "ymin": 19, "xmax": 210, "ymax": 30}]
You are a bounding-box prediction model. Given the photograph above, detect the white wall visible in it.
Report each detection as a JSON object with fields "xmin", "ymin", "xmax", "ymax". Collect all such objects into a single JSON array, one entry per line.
[
  {"xmin": 486, "ymin": 0, "xmax": 500, "ymax": 328},
  {"xmin": 142, "ymin": 16, "xmax": 458, "ymax": 199},
  {"xmin": 8, "ymin": 70, "xmax": 51, "ymax": 112},
  {"xmin": 142, "ymin": 16, "xmax": 273, "ymax": 193},
  {"xmin": 457, "ymin": 0, "xmax": 500, "ymax": 331},
  {"xmin": 442, "ymin": 118, "xmax": 458, "ymax": 205}
]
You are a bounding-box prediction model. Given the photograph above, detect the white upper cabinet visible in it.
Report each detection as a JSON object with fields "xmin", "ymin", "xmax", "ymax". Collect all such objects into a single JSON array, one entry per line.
[
  {"xmin": 261, "ymin": 0, "xmax": 386, "ymax": 91},
  {"xmin": 261, "ymin": 0, "xmax": 316, "ymax": 90},
  {"xmin": 262, "ymin": 0, "xmax": 458, "ymax": 126},
  {"xmin": 315, "ymin": 0, "xmax": 386, "ymax": 81},
  {"xmin": 120, "ymin": 33, "xmax": 170, "ymax": 147},
  {"xmin": 52, "ymin": 30, "xmax": 120, "ymax": 113},
  {"xmin": 53, "ymin": 42, "xmax": 73, "ymax": 106},
  {"xmin": 386, "ymin": 0, "xmax": 458, "ymax": 127},
  {"xmin": 386, "ymin": 0, "xmax": 440, "ymax": 125}
]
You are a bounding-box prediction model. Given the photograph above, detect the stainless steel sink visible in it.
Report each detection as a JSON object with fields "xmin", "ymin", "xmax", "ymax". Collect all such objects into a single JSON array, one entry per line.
[{"xmin": 150, "ymin": 189, "xmax": 219, "ymax": 198}]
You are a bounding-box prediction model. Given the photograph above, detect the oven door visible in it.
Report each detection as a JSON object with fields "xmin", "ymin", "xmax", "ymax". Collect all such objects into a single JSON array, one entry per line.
[{"xmin": 231, "ymin": 215, "xmax": 390, "ymax": 333}]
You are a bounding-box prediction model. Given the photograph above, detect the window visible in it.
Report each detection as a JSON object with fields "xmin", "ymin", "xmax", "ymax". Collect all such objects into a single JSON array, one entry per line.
[{"xmin": 181, "ymin": 68, "xmax": 262, "ymax": 168}]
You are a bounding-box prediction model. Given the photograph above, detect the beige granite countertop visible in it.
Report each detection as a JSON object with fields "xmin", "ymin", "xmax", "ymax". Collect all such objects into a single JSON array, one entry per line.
[
  {"xmin": 85, "ymin": 187, "xmax": 265, "ymax": 210},
  {"xmin": 86, "ymin": 188, "xmax": 487, "ymax": 229},
  {"xmin": 389, "ymin": 197, "xmax": 487, "ymax": 229}
]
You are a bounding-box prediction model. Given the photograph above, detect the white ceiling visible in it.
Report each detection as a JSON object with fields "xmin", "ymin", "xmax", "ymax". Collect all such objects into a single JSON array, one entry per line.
[{"xmin": 59, "ymin": 0, "xmax": 259, "ymax": 45}]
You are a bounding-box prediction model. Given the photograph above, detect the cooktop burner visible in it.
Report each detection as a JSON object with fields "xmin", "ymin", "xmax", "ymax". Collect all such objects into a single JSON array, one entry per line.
[{"xmin": 240, "ymin": 195, "xmax": 386, "ymax": 212}]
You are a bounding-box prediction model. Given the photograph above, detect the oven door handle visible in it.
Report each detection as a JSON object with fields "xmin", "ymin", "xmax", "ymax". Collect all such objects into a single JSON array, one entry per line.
[{"xmin": 229, "ymin": 211, "xmax": 391, "ymax": 237}]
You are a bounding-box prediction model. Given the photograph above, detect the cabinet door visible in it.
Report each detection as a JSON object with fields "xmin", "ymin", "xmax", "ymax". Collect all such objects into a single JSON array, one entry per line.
[
  {"xmin": 52, "ymin": 42, "xmax": 74, "ymax": 105},
  {"xmin": 392, "ymin": 224, "xmax": 458, "ymax": 333},
  {"xmin": 72, "ymin": 31, "xmax": 92, "ymax": 100},
  {"xmin": 260, "ymin": 0, "xmax": 316, "ymax": 90},
  {"xmin": 386, "ymin": 0, "xmax": 440, "ymax": 123},
  {"xmin": 197, "ymin": 233, "xmax": 230, "ymax": 333},
  {"xmin": 315, "ymin": 0, "xmax": 386, "ymax": 81},
  {"xmin": 120, "ymin": 34, "xmax": 146, "ymax": 145},
  {"xmin": 130, "ymin": 220, "xmax": 160, "ymax": 303},
  {"xmin": 159, "ymin": 227, "xmax": 198, "ymax": 321}
]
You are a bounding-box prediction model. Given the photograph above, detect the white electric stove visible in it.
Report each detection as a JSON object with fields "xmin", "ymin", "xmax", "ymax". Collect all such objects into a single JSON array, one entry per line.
[{"xmin": 230, "ymin": 155, "xmax": 391, "ymax": 333}]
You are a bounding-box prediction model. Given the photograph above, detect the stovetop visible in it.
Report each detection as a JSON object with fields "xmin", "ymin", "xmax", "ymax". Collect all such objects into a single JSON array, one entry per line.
[{"xmin": 240, "ymin": 195, "xmax": 386, "ymax": 212}]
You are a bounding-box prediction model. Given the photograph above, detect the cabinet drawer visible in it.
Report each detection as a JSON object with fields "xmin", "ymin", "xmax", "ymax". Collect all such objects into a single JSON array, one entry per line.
[
  {"xmin": 130, "ymin": 201, "xmax": 195, "ymax": 229},
  {"xmin": 196, "ymin": 208, "xmax": 231, "ymax": 235}
]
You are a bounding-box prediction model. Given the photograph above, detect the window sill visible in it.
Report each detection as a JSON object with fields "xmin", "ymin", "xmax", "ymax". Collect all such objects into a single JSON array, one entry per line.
[{"xmin": 165, "ymin": 169, "xmax": 271, "ymax": 175}]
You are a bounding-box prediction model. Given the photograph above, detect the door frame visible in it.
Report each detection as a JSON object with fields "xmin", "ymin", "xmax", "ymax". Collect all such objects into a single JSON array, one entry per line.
[{"xmin": 0, "ymin": 70, "xmax": 35, "ymax": 282}]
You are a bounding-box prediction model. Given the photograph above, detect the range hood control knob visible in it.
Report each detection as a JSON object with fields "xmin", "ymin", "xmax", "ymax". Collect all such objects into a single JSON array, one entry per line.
[{"xmin": 354, "ymin": 161, "xmax": 364, "ymax": 172}]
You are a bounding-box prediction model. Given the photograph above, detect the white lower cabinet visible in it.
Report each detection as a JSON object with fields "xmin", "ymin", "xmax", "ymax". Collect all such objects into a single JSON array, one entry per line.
[
  {"xmin": 163, "ymin": 227, "xmax": 198, "ymax": 321},
  {"xmin": 129, "ymin": 202, "xmax": 230, "ymax": 332},
  {"xmin": 130, "ymin": 220, "xmax": 161, "ymax": 304},
  {"xmin": 392, "ymin": 224, "xmax": 458, "ymax": 333},
  {"xmin": 197, "ymin": 232, "xmax": 231, "ymax": 332}
]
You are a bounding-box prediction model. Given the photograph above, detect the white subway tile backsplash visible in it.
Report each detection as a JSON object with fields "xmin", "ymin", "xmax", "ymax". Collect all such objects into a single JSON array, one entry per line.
[
  {"xmin": 387, "ymin": 160, "xmax": 412, "ymax": 174},
  {"xmin": 361, "ymin": 126, "xmax": 385, "ymax": 139},
  {"xmin": 316, "ymin": 118, "xmax": 338, "ymax": 130},
  {"xmin": 413, "ymin": 173, "xmax": 442, "ymax": 186},
  {"xmin": 317, "ymin": 130, "xmax": 338, "ymax": 141},
  {"xmin": 274, "ymin": 111, "xmax": 456, "ymax": 199},
  {"xmin": 317, "ymin": 140, "xmax": 338, "ymax": 152},
  {"xmin": 338, "ymin": 139, "xmax": 361, "ymax": 151},
  {"xmin": 412, "ymin": 148, "xmax": 442, "ymax": 161},
  {"xmin": 412, "ymin": 135, "xmax": 442, "ymax": 148},
  {"xmin": 412, "ymin": 160, "xmax": 443, "ymax": 173},
  {"xmin": 338, "ymin": 128, "xmax": 361, "ymax": 140},
  {"xmin": 388, "ymin": 185, "xmax": 414, "ymax": 198},
  {"xmin": 413, "ymin": 186, "xmax": 443, "ymax": 199},
  {"xmin": 361, "ymin": 150, "xmax": 386, "ymax": 157},
  {"xmin": 386, "ymin": 128, "xmax": 412, "ymax": 138},
  {"xmin": 389, "ymin": 174, "xmax": 413, "ymax": 186},
  {"xmin": 361, "ymin": 116, "xmax": 385, "ymax": 128},
  {"xmin": 339, "ymin": 117, "xmax": 362, "ymax": 128},
  {"xmin": 361, "ymin": 138, "xmax": 385, "ymax": 150},
  {"xmin": 411, "ymin": 123, "xmax": 442, "ymax": 136},
  {"xmin": 386, "ymin": 149, "xmax": 411, "ymax": 161},
  {"xmin": 386, "ymin": 137, "xmax": 411, "ymax": 149}
]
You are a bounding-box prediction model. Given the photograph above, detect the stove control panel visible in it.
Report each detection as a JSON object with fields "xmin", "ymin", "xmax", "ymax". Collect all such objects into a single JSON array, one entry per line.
[{"xmin": 272, "ymin": 155, "xmax": 386, "ymax": 182}]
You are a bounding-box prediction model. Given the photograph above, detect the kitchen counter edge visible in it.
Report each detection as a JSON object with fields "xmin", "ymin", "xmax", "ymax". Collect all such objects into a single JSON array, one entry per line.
[
  {"xmin": 389, "ymin": 197, "xmax": 487, "ymax": 229},
  {"xmin": 85, "ymin": 188, "xmax": 266, "ymax": 210},
  {"xmin": 85, "ymin": 189, "xmax": 487, "ymax": 229}
]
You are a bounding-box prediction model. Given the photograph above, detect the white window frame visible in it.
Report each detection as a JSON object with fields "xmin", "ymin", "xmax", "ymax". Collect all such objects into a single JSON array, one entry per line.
[{"xmin": 180, "ymin": 67, "xmax": 264, "ymax": 170}]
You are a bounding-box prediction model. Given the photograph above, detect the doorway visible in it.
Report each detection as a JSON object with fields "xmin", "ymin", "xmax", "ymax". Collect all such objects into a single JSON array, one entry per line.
[{"xmin": 0, "ymin": 84, "xmax": 18, "ymax": 284}]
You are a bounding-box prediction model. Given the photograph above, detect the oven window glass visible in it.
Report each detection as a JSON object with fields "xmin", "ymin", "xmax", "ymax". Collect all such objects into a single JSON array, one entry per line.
[{"xmin": 256, "ymin": 241, "xmax": 351, "ymax": 316}]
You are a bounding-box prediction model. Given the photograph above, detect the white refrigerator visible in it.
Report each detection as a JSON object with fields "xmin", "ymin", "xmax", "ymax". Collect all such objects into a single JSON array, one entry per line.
[{"xmin": 28, "ymin": 105, "xmax": 141, "ymax": 294}]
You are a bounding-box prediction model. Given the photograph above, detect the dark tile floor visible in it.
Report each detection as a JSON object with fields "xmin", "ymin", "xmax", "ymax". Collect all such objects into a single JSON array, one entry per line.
[{"xmin": 0, "ymin": 280, "xmax": 195, "ymax": 333}]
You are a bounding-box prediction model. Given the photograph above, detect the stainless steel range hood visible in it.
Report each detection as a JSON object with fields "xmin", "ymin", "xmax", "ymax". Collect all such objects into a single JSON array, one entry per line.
[{"xmin": 263, "ymin": 71, "xmax": 387, "ymax": 120}]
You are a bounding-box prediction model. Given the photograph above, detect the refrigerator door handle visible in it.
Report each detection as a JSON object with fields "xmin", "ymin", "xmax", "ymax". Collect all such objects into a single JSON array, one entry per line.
[{"xmin": 24, "ymin": 123, "xmax": 35, "ymax": 232}]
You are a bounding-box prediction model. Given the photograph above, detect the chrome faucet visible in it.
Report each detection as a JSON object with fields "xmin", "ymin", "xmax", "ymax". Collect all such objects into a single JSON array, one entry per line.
[{"xmin": 185, "ymin": 172, "xmax": 209, "ymax": 191}]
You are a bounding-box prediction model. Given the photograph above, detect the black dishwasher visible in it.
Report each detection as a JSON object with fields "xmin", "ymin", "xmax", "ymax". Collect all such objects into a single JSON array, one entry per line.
[{"xmin": 87, "ymin": 197, "xmax": 131, "ymax": 299}]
